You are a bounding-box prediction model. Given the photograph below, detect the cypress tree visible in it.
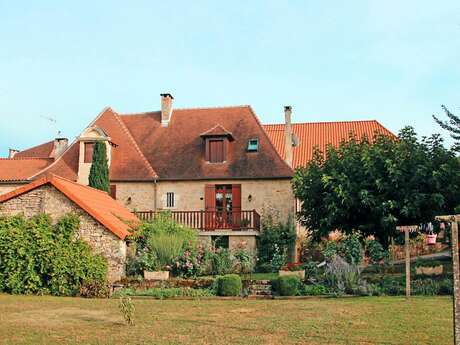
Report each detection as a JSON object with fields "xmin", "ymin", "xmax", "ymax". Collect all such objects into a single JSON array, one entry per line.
[{"xmin": 88, "ymin": 141, "xmax": 110, "ymax": 192}]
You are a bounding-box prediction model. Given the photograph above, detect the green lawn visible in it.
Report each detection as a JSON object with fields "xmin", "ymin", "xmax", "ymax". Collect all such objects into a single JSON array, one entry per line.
[{"xmin": 0, "ymin": 294, "xmax": 453, "ymax": 345}]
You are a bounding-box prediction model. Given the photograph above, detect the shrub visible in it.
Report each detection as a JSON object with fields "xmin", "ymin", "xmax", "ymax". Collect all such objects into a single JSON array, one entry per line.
[
  {"xmin": 0, "ymin": 214, "xmax": 108, "ymax": 296},
  {"xmin": 130, "ymin": 213, "xmax": 197, "ymax": 272},
  {"xmin": 324, "ymin": 234, "xmax": 363, "ymax": 266},
  {"xmin": 412, "ymin": 279, "xmax": 441, "ymax": 296},
  {"xmin": 365, "ymin": 239, "xmax": 386, "ymax": 264},
  {"xmin": 439, "ymin": 278, "xmax": 453, "ymax": 295},
  {"xmin": 216, "ymin": 274, "xmax": 242, "ymax": 296},
  {"xmin": 324, "ymin": 255, "xmax": 360, "ymax": 294},
  {"xmin": 119, "ymin": 296, "xmax": 135, "ymax": 325},
  {"xmin": 79, "ymin": 280, "xmax": 110, "ymax": 298},
  {"xmin": 232, "ymin": 247, "xmax": 256, "ymax": 274},
  {"xmin": 301, "ymin": 284, "xmax": 328, "ymax": 296},
  {"xmin": 114, "ymin": 287, "xmax": 215, "ymax": 299},
  {"xmin": 209, "ymin": 248, "xmax": 234, "ymax": 275},
  {"xmin": 277, "ymin": 276, "xmax": 301, "ymax": 296},
  {"xmin": 257, "ymin": 214, "xmax": 296, "ymax": 271}
]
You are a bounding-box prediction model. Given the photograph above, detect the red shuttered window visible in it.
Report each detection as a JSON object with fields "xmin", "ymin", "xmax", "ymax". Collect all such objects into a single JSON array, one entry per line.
[
  {"xmin": 84, "ymin": 143, "xmax": 95, "ymax": 163},
  {"xmin": 208, "ymin": 139, "xmax": 225, "ymax": 163}
]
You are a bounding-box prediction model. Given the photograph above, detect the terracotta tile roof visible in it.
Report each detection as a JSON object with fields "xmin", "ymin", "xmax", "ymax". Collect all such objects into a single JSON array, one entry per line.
[
  {"xmin": 14, "ymin": 141, "xmax": 54, "ymax": 158},
  {"xmin": 0, "ymin": 158, "xmax": 54, "ymax": 182},
  {"xmin": 263, "ymin": 120, "xmax": 395, "ymax": 169},
  {"xmin": 34, "ymin": 108, "xmax": 158, "ymax": 181},
  {"xmin": 0, "ymin": 175, "xmax": 138, "ymax": 239},
  {"xmin": 120, "ymin": 106, "xmax": 293, "ymax": 180}
]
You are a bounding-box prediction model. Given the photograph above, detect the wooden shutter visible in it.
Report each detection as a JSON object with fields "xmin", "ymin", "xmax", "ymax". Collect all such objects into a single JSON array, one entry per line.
[
  {"xmin": 209, "ymin": 140, "xmax": 224, "ymax": 163},
  {"xmin": 84, "ymin": 143, "xmax": 94, "ymax": 163},
  {"xmin": 204, "ymin": 184, "xmax": 216, "ymax": 230},
  {"xmin": 110, "ymin": 185, "xmax": 117, "ymax": 199},
  {"xmin": 232, "ymin": 184, "xmax": 242, "ymax": 229}
]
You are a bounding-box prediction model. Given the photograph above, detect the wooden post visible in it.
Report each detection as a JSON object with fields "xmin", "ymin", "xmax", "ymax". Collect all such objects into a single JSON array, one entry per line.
[
  {"xmin": 405, "ymin": 227, "xmax": 410, "ymax": 298},
  {"xmin": 451, "ymin": 220, "xmax": 460, "ymax": 345}
]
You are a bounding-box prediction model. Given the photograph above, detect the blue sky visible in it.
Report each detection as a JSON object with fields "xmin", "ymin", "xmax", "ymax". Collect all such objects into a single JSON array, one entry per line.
[{"xmin": 1, "ymin": 1, "xmax": 459, "ymax": 156}]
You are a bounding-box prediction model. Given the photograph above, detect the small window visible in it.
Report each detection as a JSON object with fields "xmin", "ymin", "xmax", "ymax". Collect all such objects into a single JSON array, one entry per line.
[
  {"xmin": 84, "ymin": 142, "xmax": 95, "ymax": 163},
  {"xmin": 247, "ymin": 138, "xmax": 259, "ymax": 152},
  {"xmin": 208, "ymin": 139, "xmax": 225, "ymax": 163},
  {"xmin": 211, "ymin": 236, "xmax": 229, "ymax": 249},
  {"xmin": 166, "ymin": 192, "xmax": 175, "ymax": 208}
]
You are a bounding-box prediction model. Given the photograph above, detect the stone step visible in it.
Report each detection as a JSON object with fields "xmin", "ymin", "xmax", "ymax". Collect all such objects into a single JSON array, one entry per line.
[{"xmin": 248, "ymin": 280, "xmax": 273, "ymax": 296}]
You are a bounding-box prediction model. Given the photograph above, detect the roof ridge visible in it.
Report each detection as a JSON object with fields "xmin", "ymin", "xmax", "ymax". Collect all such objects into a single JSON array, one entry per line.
[
  {"xmin": 112, "ymin": 110, "xmax": 159, "ymax": 179},
  {"xmin": 118, "ymin": 105, "xmax": 251, "ymax": 116},
  {"xmin": 264, "ymin": 119, "xmax": 380, "ymax": 127},
  {"xmin": 0, "ymin": 157, "xmax": 54, "ymax": 161}
]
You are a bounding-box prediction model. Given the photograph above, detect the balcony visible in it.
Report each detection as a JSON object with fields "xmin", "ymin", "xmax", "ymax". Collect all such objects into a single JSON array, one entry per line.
[{"xmin": 134, "ymin": 210, "xmax": 261, "ymax": 231}]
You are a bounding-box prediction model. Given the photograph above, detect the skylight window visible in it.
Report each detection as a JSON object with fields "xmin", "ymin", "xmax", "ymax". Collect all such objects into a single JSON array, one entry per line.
[{"xmin": 247, "ymin": 138, "xmax": 259, "ymax": 152}]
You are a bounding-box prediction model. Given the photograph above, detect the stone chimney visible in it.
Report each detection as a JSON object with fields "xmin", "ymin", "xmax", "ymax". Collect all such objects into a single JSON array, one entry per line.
[
  {"xmin": 284, "ymin": 106, "xmax": 293, "ymax": 168},
  {"xmin": 160, "ymin": 93, "xmax": 174, "ymax": 127},
  {"xmin": 8, "ymin": 148, "xmax": 19, "ymax": 159},
  {"xmin": 52, "ymin": 138, "xmax": 68, "ymax": 158}
]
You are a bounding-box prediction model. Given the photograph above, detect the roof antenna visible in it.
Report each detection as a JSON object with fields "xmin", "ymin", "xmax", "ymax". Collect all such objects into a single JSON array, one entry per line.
[{"xmin": 40, "ymin": 115, "xmax": 62, "ymax": 137}]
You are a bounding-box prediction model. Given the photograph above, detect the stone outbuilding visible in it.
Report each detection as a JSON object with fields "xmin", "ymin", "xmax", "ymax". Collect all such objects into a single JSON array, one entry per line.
[{"xmin": 0, "ymin": 174, "xmax": 139, "ymax": 282}]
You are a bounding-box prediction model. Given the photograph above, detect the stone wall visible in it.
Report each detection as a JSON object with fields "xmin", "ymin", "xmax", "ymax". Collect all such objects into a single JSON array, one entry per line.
[
  {"xmin": 0, "ymin": 185, "xmax": 126, "ymax": 282},
  {"xmin": 0, "ymin": 183, "xmax": 24, "ymax": 196},
  {"xmin": 113, "ymin": 179, "xmax": 295, "ymax": 222}
]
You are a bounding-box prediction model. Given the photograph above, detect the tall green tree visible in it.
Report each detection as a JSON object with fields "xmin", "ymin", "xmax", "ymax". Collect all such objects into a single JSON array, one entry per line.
[
  {"xmin": 292, "ymin": 127, "xmax": 460, "ymax": 248},
  {"xmin": 433, "ymin": 105, "xmax": 460, "ymax": 151},
  {"xmin": 88, "ymin": 141, "xmax": 110, "ymax": 192}
]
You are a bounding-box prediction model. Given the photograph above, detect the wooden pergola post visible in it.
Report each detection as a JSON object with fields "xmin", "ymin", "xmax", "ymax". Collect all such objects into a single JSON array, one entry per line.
[
  {"xmin": 405, "ymin": 227, "xmax": 410, "ymax": 298},
  {"xmin": 436, "ymin": 215, "xmax": 460, "ymax": 345}
]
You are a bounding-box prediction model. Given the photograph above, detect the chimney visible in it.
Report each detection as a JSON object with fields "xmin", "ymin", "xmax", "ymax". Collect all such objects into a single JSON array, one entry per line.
[
  {"xmin": 160, "ymin": 93, "xmax": 174, "ymax": 127},
  {"xmin": 284, "ymin": 106, "xmax": 293, "ymax": 168},
  {"xmin": 8, "ymin": 148, "xmax": 19, "ymax": 159},
  {"xmin": 52, "ymin": 138, "xmax": 68, "ymax": 158}
]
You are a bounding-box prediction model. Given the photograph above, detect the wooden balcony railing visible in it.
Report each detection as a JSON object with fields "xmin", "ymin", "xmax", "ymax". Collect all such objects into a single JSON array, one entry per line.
[{"xmin": 134, "ymin": 210, "xmax": 261, "ymax": 231}]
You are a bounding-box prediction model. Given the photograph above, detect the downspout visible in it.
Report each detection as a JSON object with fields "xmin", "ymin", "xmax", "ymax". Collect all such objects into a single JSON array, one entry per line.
[{"xmin": 153, "ymin": 179, "xmax": 158, "ymax": 211}]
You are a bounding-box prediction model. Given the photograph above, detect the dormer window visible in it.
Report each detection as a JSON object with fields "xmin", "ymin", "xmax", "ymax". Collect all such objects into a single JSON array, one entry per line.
[
  {"xmin": 84, "ymin": 142, "xmax": 95, "ymax": 163},
  {"xmin": 200, "ymin": 124, "xmax": 234, "ymax": 164},
  {"xmin": 247, "ymin": 138, "xmax": 259, "ymax": 152},
  {"xmin": 208, "ymin": 139, "xmax": 225, "ymax": 163}
]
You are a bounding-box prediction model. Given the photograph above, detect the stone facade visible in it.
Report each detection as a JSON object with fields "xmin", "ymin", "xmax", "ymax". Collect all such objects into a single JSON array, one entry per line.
[
  {"xmin": 0, "ymin": 185, "xmax": 126, "ymax": 282},
  {"xmin": 0, "ymin": 183, "xmax": 24, "ymax": 196},
  {"xmin": 113, "ymin": 178, "xmax": 295, "ymax": 252}
]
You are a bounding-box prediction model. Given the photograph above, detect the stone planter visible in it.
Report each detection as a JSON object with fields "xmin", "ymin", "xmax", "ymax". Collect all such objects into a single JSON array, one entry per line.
[
  {"xmin": 144, "ymin": 270, "xmax": 170, "ymax": 281},
  {"xmin": 279, "ymin": 270, "xmax": 305, "ymax": 280}
]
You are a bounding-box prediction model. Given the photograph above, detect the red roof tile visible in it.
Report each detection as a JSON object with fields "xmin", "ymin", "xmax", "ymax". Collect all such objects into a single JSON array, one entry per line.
[
  {"xmin": 120, "ymin": 106, "xmax": 293, "ymax": 180},
  {"xmin": 0, "ymin": 175, "xmax": 138, "ymax": 239},
  {"xmin": 263, "ymin": 120, "xmax": 395, "ymax": 169},
  {"xmin": 14, "ymin": 141, "xmax": 55, "ymax": 158},
  {"xmin": 34, "ymin": 108, "xmax": 158, "ymax": 181},
  {"xmin": 0, "ymin": 158, "xmax": 54, "ymax": 182}
]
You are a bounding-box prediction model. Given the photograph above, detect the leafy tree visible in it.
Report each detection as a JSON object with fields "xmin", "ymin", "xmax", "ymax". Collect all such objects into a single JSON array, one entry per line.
[
  {"xmin": 292, "ymin": 127, "xmax": 460, "ymax": 248},
  {"xmin": 88, "ymin": 141, "xmax": 110, "ymax": 192},
  {"xmin": 433, "ymin": 105, "xmax": 460, "ymax": 151}
]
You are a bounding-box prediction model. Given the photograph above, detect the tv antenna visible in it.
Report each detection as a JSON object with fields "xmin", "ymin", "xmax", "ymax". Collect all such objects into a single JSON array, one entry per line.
[{"xmin": 40, "ymin": 115, "xmax": 62, "ymax": 137}]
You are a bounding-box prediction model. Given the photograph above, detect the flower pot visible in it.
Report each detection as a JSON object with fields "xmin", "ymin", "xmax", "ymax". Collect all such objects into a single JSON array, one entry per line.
[
  {"xmin": 279, "ymin": 270, "xmax": 305, "ymax": 280},
  {"xmin": 144, "ymin": 270, "xmax": 170, "ymax": 281},
  {"xmin": 426, "ymin": 234, "xmax": 437, "ymax": 246}
]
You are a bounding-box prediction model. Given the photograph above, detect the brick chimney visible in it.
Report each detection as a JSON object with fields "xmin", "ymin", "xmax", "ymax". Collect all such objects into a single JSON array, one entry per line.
[
  {"xmin": 8, "ymin": 148, "xmax": 19, "ymax": 159},
  {"xmin": 160, "ymin": 93, "xmax": 174, "ymax": 127},
  {"xmin": 51, "ymin": 138, "xmax": 68, "ymax": 158},
  {"xmin": 284, "ymin": 106, "xmax": 293, "ymax": 168}
]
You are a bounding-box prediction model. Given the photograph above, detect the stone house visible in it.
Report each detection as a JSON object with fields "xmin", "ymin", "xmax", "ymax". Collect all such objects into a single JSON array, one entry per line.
[
  {"xmin": 0, "ymin": 95, "xmax": 395, "ymax": 256},
  {"xmin": 0, "ymin": 94, "xmax": 295, "ymax": 252},
  {"xmin": 0, "ymin": 174, "xmax": 139, "ymax": 282}
]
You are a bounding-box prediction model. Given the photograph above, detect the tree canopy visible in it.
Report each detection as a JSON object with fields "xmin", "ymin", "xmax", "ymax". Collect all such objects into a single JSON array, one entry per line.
[
  {"xmin": 88, "ymin": 141, "xmax": 110, "ymax": 193},
  {"xmin": 292, "ymin": 127, "xmax": 460, "ymax": 247},
  {"xmin": 433, "ymin": 105, "xmax": 460, "ymax": 152}
]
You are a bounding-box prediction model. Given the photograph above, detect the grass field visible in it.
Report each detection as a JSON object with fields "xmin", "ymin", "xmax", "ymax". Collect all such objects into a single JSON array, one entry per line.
[{"xmin": 0, "ymin": 294, "xmax": 453, "ymax": 345}]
